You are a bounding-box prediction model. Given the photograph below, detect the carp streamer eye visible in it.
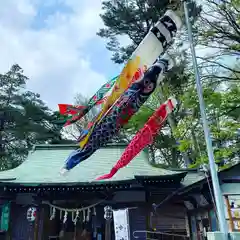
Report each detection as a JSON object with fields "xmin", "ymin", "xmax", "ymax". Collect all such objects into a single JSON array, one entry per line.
[
  {"xmin": 143, "ymin": 82, "xmax": 154, "ymax": 93},
  {"xmin": 144, "ymin": 78, "xmax": 150, "ymax": 86}
]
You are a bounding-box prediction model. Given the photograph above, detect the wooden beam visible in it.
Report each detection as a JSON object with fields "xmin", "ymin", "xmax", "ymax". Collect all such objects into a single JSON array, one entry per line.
[
  {"xmin": 105, "ymin": 220, "xmax": 112, "ymax": 240},
  {"xmin": 33, "ymin": 208, "xmax": 39, "ymax": 240},
  {"xmin": 223, "ymin": 193, "xmax": 240, "ymax": 196},
  {"xmin": 41, "ymin": 206, "xmax": 49, "ymax": 240},
  {"xmin": 224, "ymin": 195, "xmax": 234, "ymax": 232}
]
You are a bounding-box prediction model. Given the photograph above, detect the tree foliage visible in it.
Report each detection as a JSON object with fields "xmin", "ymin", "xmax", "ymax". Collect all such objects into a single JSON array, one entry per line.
[
  {"xmin": 175, "ymin": 83, "xmax": 240, "ymax": 168},
  {"xmin": 97, "ymin": 0, "xmax": 184, "ymax": 63},
  {"xmin": 0, "ymin": 65, "xmax": 69, "ymax": 170},
  {"xmin": 197, "ymin": 0, "xmax": 240, "ymax": 83},
  {"xmin": 98, "ymin": 0, "xmax": 239, "ymax": 168}
]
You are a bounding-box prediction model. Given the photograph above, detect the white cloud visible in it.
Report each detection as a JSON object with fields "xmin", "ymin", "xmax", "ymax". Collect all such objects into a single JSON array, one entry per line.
[{"xmin": 0, "ymin": 0, "xmax": 107, "ymax": 109}]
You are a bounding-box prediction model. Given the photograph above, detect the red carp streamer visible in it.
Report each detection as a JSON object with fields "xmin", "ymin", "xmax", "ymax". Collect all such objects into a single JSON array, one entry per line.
[
  {"xmin": 58, "ymin": 104, "xmax": 86, "ymax": 115},
  {"xmin": 96, "ymin": 97, "xmax": 177, "ymax": 180}
]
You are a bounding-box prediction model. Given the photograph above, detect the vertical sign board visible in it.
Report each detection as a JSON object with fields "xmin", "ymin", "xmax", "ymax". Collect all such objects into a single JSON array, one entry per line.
[
  {"xmin": 0, "ymin": 203, "xmax": 10, "ymax": 232},
  {"xmin": 113, "ymin": 209, "xmax": 130, "ymax": 240}
]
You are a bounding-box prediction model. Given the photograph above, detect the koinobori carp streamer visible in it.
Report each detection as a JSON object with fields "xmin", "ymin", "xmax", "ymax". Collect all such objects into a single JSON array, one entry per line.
[
  {"xmin": 61, "ymin": 58, "xmax": 172, "ymax": 172},
  {"xmin": 96, "ymin": 97, "xmax": 177, "ymax": 180}
]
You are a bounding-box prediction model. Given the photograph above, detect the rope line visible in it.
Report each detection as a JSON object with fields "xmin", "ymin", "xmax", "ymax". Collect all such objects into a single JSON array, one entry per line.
[{"xmin": 42, "ymin": 199, "xmax": 106, "ymax": 212}]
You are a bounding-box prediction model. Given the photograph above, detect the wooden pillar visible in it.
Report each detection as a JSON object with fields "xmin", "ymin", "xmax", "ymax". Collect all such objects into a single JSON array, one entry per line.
[
  {"xmin": 145, "ymin": 192, "xmax": 151, "ymax": 240},
  {"xmin": 224, "ymin": 195, "xmax": 234, "ymax": 232},
  {"xmin": 41, "ymin": 206, "xmax": 49, "ymax": 240},
  {"xmin": 185, "ymin": 212, "xmax": 190, "ymax": 238},
  {"xmin": 33, "ymin": 207, "xmax": 40, "ymax": 240},
  {"xmin": 105, "ymin": 219, "xmax": 112, "ymax": 240},
  {"xmin": 104, "ymin": 206, "xmax": 113, "ymax": 240}
]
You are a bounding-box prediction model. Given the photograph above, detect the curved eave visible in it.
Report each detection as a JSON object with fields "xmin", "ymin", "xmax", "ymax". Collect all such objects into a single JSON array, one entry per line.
[
  {"xmin": 222, "ymin": 177, "xmax": 240, "ymax": 183},
  {"xmin": 0, "ymin": 173, "xmax": 187, "ymax": 189},
  {"xmin": 135, "ymin": 171, "xmax": 187, "ymax": 183}
]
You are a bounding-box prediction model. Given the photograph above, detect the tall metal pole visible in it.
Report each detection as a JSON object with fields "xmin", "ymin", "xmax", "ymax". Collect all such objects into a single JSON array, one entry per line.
[{"xmin": 183, "ymin": 1, "xmax": 228, "ymax": 237}]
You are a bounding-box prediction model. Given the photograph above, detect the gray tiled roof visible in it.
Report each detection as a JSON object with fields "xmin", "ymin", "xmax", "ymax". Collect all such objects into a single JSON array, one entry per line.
[
  {"xmin": 181, "ymin": 171, "xmax": 205, "ymax": 187},
  {"xmin": 0, "ymin": 144, "xmax": 182, "ymax": 185}
]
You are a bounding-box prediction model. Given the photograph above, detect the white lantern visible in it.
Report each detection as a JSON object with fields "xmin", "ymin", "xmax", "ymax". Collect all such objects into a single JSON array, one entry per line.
[
  {"xmin": 27, "ymin": 207, "xmax": 37, "ymax": 222},
  {"xmin": 104, "ymin": 206, "xmax": 112, "ymax": 220}
]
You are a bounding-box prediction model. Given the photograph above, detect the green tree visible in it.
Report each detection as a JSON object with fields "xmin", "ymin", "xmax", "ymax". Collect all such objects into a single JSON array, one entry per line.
[
  {"xmin": 97, "ymin": 0, "xmax": 202, "ymax": 167},
  {"xmin": 99, "ymin": 0, "xmax": 187, "ymax": 63},
  {"xmin": 197, "ymin": 0, "xmax": 240, "ymax": 82},
  {"xmin": 98, "ymin": 0, "xmax": 239, "ymax": 169},
  {"xmin": 175, "ymin": 83, "xmax": 240, "ymax": 168},
  {"xmin": 184, "ymin": 0, "xmax": 240, "ymax": 167},
  {"xmin": 0, "ymin": 65, "xmax": 68, "ymax": 170},
  {"xmin": 98, "ymin": 0, "xmax": 201, "ymax": 63}
]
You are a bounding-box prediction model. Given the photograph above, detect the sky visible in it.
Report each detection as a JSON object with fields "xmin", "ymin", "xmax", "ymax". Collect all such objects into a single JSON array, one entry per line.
[{"xmin": 0, "ymin": 0, "xmax": 123, "ymax": 110}]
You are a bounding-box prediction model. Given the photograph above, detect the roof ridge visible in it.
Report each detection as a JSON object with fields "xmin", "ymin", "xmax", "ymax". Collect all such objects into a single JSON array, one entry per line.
[{"xmin": 33, "ymin": 143, "xmax": 130, "ymax": 150}]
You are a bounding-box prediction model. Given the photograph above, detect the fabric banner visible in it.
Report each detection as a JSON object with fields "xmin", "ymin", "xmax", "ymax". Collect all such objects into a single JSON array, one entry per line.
[
  {"xmin": 0, "ymin": 203, "xmax": 10, "ymax": 231},
  {"xmin": 113, "ymin": 209, "xmax": 130, "ymax": 240}
]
